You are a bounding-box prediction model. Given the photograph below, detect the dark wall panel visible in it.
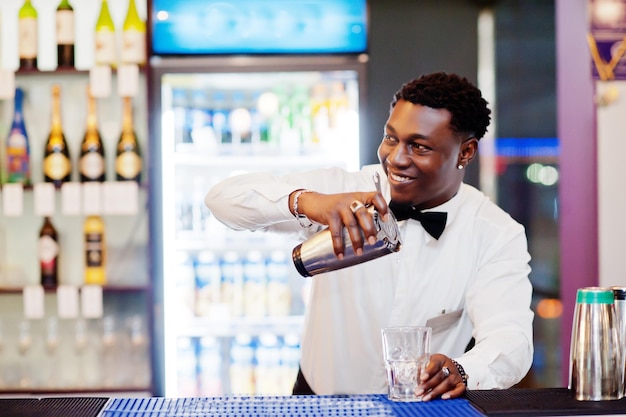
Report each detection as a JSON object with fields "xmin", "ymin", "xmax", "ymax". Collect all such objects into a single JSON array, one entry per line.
[{"xmin": 363, "ymin": 0, "xmax": 481, "ymax": 166}]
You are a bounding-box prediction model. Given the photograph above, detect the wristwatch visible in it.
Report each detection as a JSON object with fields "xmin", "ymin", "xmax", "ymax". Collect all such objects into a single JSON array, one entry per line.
[{"xmin": 292, "ymin": 189, "xmax": 314, "ymax": 228}]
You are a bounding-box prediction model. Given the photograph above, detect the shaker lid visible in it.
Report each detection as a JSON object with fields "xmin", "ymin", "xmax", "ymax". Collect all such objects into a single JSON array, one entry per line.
[{"xmin": 576, "ymin": 287, "xmax": 614, "ymax": 304}]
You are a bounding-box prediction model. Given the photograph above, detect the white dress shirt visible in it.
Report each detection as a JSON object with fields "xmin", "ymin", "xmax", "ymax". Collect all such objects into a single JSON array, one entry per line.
[{"xmin": 205, "ymin": 164, "xmax": 534, "ymax": 394}]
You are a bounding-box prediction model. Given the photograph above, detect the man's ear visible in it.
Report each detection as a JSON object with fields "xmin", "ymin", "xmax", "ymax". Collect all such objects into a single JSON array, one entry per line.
[{"xmin": 459, "ymin": 138, "xmax": 478, "ymax": 166}]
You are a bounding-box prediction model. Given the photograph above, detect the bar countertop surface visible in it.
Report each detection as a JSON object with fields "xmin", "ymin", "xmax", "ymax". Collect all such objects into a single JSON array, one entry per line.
[{"xmin": 2, "ymin": 388, "xmax": 626, "ymax": 417}]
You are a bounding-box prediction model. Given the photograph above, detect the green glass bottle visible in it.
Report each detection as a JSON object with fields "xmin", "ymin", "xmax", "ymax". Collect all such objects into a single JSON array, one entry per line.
[
  {"xmin": 56, "ymin": 0, "xmax": 75, "ymax": 68},
  {"xmin": 122, "ymin": 0, "xmax": 146, "ymax": 65},
  {"xmin": 94, "ymin": 0, "xmax": 116, "ymax": 67},
  {"xmin": 18, "ymin": 0, "xmax": 38, "ymax": 71}
]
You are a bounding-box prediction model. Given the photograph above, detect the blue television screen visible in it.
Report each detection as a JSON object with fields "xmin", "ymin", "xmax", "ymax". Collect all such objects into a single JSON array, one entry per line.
[{"xmin": 151, "ymin": 0, "xmax": 368, "ymax": 55}]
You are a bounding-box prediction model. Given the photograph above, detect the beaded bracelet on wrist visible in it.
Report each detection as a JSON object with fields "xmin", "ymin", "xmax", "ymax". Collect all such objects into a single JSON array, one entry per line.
[{"xmin": 451, "ymin": 359, "xmax": 469, "ymax": 386}]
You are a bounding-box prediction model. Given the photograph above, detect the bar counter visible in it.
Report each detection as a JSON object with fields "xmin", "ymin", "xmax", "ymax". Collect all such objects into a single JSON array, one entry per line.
[{"xmin": 2, "ymin": 388, "xmax": 626, "ymax": 417}]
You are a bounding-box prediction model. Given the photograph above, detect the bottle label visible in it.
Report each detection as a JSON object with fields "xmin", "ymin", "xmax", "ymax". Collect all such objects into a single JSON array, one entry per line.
[
  {"xmin": 95, "ymin": 31, "xmax": 116, "ymax": 65},
  {"xmin": 7, "ymin": 131, "xmax": 30, "ymax": 182},
  {"xmin": 116, "ymin": 152, "xmax": 142, "ymax": 179},
  {"xmin": 56, "ymin": 10, "xmax": 75, "ymax": 44},
  {"xmin": 39, "ymin": 235, "xmax": 59, "ymax": 263},
  {"xmin": 44, "ymin": 153, "xmax": 71, "ymax": 180},
  {"xmin": 7, "ymin": 131, "xmax": 28, "ymax": 150},
  {"xmin": 121, "ymin": 30, "xmax": 146, "ymax": 64},
  {"xmin": 80, "ymin": 153, "xmax": 105, "ymax": 179},
  {"xmin": 85, "ymin": 233, "xmax": 104, "ymax": 267},
  {"xmin": 18, "ymin": 17, "xmax": 37, "ymax": 58}
]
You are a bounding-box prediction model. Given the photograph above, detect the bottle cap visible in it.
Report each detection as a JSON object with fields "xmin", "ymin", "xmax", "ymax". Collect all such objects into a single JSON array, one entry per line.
[{"xmin": 576, "ymin": 287, "xmax": 614, "ymax": 304}]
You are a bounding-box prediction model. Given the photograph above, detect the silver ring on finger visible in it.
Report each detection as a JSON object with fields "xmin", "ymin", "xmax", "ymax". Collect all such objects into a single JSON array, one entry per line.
[
  {"xmin": 442, "ymin": 367, "xmax": 450, "ymax": 378},
  {"xmin": 350, "ymin": 200, "xmax": 365, "ymax": 214}
]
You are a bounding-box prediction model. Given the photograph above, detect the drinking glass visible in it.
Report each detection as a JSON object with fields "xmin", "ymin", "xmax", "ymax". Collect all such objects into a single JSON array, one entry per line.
[{"xmin": 381, "ymin": 326, "xmax": 431, "ymax": 401}]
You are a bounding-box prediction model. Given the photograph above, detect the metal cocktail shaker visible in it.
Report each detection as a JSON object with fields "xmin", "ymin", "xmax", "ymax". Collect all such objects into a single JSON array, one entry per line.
[
  {"xmin": 292, "ymin": 206, "xmax": 401, "ymax": 277},
  {"xmin": 612, "ymin": 286, "xmax": 626, "ymax": 398},
  {"xmin": 568, "ymin": 287, "xmax": 623, "ymax": 401}
]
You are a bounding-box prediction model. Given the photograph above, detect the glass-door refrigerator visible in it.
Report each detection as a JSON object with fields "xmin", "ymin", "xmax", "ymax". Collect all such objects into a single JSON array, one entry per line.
[{"xmin": 147, "ymin": 0, "xmax": 369, "ymax": 397}]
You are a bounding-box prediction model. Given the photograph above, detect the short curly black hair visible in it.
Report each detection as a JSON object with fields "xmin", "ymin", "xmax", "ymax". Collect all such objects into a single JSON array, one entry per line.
[{"xmin": 391, "ymin": 72, "xmax": 491, "ymax": 140}]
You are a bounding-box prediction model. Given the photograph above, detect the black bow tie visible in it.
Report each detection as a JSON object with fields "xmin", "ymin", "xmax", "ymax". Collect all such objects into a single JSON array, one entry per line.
[{"xmin": 388, "ymin": 200, "xmax": 448, "ymax": 240}]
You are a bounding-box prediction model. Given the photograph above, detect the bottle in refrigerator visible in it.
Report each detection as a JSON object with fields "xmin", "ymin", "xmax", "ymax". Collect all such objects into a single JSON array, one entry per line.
[
  {"xmin": 190, "ymin": 91, "xmax": 219, "ymax": 153},
  {"xmin": 39, "ymin": 216, "xmax": 59, "ymax": 288},
  {"xmin": 229, "ymin": 334, "xmax": 255, "ymax": 395},
  {"xmin": 256, "ymin": 90, "xmax": 280, "ymax": 150},
  {"xmin": 229, "ymin": 92, "xmax": 252, "ymax": 147},
  {"xmin": 291, "ymin": 85, "xmax": 312, "ymax": 149},
  {"xmin": 266, "ymin": 250, "xmax": 291, "ymax": 317},
  {"xmin": 210, "ymin": 92, "xmax": 231, "ymax": 146},
  {"xmin": 310, "ymin": 82, "xmax": 330, "ymax": 148},
  {"xmin": 276, "ymin": 86, "xmax": 300, "ymax": 154},
  {"xmin": 18, "ymin": 0, "xmax": 38, "ymax": 71},
  {"xmin": 172, "ymin": 88, "xmax": 191, "ymax": 146},
  {"xmin": 56, "ymin": 0, "xmax": 75, "ymax": 69},
  {"xmin": 79, "ymin": 87, "xmax": 106, "ymax": 182},
  {"xmin": 176, "ymin": 336, "xmax": 198, "ymax": 396},
  {"xmin": 121, "ymin": 0, "xmax": 146, "ymax": 66},
  {"xmin": 250, "ymin": 92, "xmax": 269, "ymax": 147},
  {"xmin": 192, "ymin": 177, "xmax": 210, "ymax": 233},
  {"xmin": 280, "ymin": 333, "xmax": 300, "ymax": 394},
  {"xmin": 115, "ymin": 97, "xmax": 142, "ymax": 183},
  {"xmin": 328, "ymin": 81, "xmax": 349, "ymax": 129},
  {"xmin": 6, "ymin": 87, "xmax": 30, "ymax": 184},
  {"xmin": 84, "ymin": 215, "xmax": 106, "ymax": 285},
  {"xmin": 43, "ymin": 84, "xmax": 72, "ymax": 187},
  {"xmin": 94, "ymin": 0, "xmax": 116, "ymax": 67},
  {"xmin": 243, "ymin": 250, "xmax": 267, "ymax": 318},
  {"xmin": 197, "ymin": 336, "xmax": 223, "ymax": 396},
  {"xmin": 174, "ymin": 251, "xmax": 195, "ymax": 318},
  {"xmin": 221, "ymin": 251, "xmax": 244, "ymax": 318},
  {"xmin": 255, "ymin": 333, "xmax": 281, "ymax": 395},
  {"xmin": 194, "ymin": 250, "xmax": 222, "ymax": 318}
]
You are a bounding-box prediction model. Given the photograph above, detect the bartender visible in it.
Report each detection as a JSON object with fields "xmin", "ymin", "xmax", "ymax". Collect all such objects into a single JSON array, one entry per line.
[{"xmin": 205, "ymin": 72, "xmax": 534, "ymax": 401}]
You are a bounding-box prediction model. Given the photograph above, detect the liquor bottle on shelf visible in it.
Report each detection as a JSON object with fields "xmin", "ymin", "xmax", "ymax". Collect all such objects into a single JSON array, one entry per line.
[
  {"xmin": 18, "ymin": 0, "xmax": 38, "ymax": 71},
  {"xmin": 84, "ymin": 215, "xmax": 106, "ymax": 285},
  {"xmin": 79, "ymin": 87, "xmax": 106, "ymax": 182},
  {"xmin": 115, "ymin": 97, "xmax": 142, "ymax": 183},
  {"xmin": 94, "ymin": 0, "xmax": 117, "ymax": 67},
  {"xmin": 43, "ymin": 84, "xmax": 72, "ymax": 188},
  {"xmin": 6, "ymin": 87, "xmax": 30, "ymax": 184},
  {"xmin": 39, "ymin": 216, "xmax": 59, "ymax": 288},
  {"xmin": 56, "ymin": 0, "xmax": 75, "ymax": 69},
  {"xmin": 121, "ymin": 0, "xmax": 146, "ymax": 66}
]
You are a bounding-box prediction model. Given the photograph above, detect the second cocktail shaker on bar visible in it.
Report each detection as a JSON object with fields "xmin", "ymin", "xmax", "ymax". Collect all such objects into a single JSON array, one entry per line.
[
  {"xmin": 569, "ymin": 287, "xmax": 623, "ymax": 401},
  {"xmin": 612, "ymin": 286, "xmax": 626, "ymax": 398}
]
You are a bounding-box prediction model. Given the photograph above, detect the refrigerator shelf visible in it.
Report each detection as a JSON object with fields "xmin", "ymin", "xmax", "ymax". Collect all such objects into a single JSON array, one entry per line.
[{"xmin": 175, "ymin": 315, "xmax": 304, "ymax": 338}]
